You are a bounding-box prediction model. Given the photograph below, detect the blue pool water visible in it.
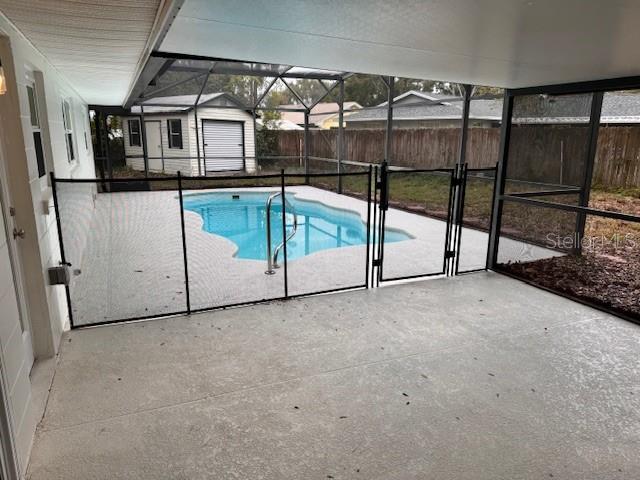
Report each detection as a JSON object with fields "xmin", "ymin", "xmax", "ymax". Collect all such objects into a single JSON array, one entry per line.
[{"xmin": 182, "ymin": 191, "xmax": 411, "ymax": 261}]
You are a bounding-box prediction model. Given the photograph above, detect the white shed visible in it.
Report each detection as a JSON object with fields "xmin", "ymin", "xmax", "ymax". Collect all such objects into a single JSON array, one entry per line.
[{"xmin": 122, "ymin": 93, "xmax": 256, "ymax": 175}]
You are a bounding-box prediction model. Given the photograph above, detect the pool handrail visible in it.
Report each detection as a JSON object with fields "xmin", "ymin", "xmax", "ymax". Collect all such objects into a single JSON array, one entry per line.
[{"xmin": 265, "ymin": 192, "xmax": 298, "ymax": 275}]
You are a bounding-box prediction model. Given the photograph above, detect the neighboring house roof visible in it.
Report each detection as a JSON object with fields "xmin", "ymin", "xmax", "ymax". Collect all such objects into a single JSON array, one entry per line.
[
  {"xmin": 130, "ymin": 93, "xmax": 249, "ymax": 114},
  {"xmin": 378, "ymin": 90, "xmax": 458, "ymax": 107},
  {"xmin": 256, "ymin": 119, "xmax": 304, "ymax": 130},
  {"xmin": 346, "ymin": 91, "xmax": 640, "ymax": 125},
  {"xmin": 280, "ymin": 102, "xmax": 362, "ymax": 126}
]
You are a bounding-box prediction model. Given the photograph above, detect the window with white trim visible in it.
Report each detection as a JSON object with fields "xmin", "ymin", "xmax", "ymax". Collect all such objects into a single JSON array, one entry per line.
[
  {"xmin": 167, "ymin": 119, "xmax": 183, "ymax": 149},
  {"xmin": 128, "ymin": 119, "xmax": 141, "ymax": 146},
  {"xmin": 27, "ymin": 84, "xmax": 46, "ymax": 177},
  {"xmin": 62, "ymin": 100, "xmax": 75, "ymax": 163}
]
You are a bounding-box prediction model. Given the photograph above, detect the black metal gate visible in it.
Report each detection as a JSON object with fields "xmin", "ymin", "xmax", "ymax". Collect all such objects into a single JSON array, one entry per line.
[
  {"xmin": 373, "ymin": 163, "xmax": 456, "ymax": 283},
  {"xmin": 373, "ymin": 163, "xmax": 497, "ymax": 284}
]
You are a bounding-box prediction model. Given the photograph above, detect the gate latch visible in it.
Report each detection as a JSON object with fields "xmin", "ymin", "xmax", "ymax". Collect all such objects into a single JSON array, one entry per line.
[
  {"xmin": 372, "ymin": 259, "xmax": 382, "ymax": 267},
  {"xmin": 445, "ymin": 250, "xmax": 456, "ymax": 259}
]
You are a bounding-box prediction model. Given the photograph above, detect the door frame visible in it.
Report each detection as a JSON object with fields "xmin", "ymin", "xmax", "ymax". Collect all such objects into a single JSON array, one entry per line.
[
  {"xmin": 201, "ymin": 119, "xmax": 246, "ymax": 172},
  {"xmin": 144, "ymin": 120, "xmax": 164, "ymax": 171}
]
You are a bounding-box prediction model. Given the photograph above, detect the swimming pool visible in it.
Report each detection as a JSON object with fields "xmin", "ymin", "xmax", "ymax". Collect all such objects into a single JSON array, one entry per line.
[{"xmin": 182, "ymin": 191, "xmax": 411, "ymax": 261}]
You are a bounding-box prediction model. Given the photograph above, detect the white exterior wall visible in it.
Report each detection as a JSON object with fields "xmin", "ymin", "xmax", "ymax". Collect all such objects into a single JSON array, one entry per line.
[
  {"xmin": 0, "ymin": 12, "xmax": 96, "ymax": 473},
  {"xmin": 123, "ymin": 107, "xmax": 256, "ymax": 175},
  {"xmin": 123, "ymin": 113, "xmax": 194, "ymax": 175}
]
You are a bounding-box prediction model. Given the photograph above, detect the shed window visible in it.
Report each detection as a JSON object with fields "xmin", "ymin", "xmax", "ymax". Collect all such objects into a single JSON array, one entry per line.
[
  {"xmin": 62, "ymin": 100, "xmax": 75, "ymax": 163},
  {"xmin": 128, "ymin": 119, "xmax": 141, "ymax": 146},
  {"xmin": 27, "ymin": 85, "xmax": 46, "ymax": 177},
  {"xmin": 167, "ymin": 119, "xmax": 182, "ymax": 149}
]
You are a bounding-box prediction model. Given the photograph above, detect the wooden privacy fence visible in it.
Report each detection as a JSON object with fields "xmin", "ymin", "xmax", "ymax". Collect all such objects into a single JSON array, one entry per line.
[{"xmin": 272, "ymin": 126, "xmax": 640, "ymax": 188}]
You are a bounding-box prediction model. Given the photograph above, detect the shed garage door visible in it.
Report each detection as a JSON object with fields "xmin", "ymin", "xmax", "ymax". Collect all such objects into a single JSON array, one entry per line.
[{"xmin": 202, "ymin": 120, "xmax": 245, "ymax": 171}]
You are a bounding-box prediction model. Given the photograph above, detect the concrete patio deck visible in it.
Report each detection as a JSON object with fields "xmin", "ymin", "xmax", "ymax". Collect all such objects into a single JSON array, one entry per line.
[{"xmin": 27, "ymin": 272, "xmax": 640, "ymax": 479}]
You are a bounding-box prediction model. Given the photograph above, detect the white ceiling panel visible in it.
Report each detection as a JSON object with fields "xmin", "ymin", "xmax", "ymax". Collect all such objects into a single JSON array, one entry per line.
[
  {"xmin": 160, "ymin": 0, "xmax": 640, "ymax": 88},
  {"xmin": 0, "ymin": 0, "xmax": 162, "ymax": 104}
]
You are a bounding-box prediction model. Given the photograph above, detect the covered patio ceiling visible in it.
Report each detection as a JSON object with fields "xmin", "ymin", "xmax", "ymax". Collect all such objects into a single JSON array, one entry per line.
[
  {"xmin": 159, "ymin": 0, "xmax": 640, "ymax": 93},
  {"xmin": 2, "ymin": 1, "xmax": 640, "ymax": 106}
]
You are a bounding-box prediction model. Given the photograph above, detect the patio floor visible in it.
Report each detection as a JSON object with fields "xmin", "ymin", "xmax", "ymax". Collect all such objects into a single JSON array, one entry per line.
[{"xmin": 27, "ymin": 272, "xmax": 639, "ymax": 479}]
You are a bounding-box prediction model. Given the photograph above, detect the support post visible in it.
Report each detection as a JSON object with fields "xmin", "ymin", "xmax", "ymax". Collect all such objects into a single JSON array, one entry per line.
[
  {"xmin": 457, "ymin": 84, "xmax": 472, "ymax": 167},
  {"xmin": 337, "ymin": 79, "xmax": 345, "ymax": 193},
  {"xmin": 50, "ymin": 172, "xmax": 74, "ymax": 328},
  {"xmin": 304, "ymin": 110, "xmax": 310, "ymax": 182},
  {"xmin": 194, "ymin": 105, "xmax": 201, "ymax": 176},
  {"xmin": 194, "ymin": 64, "xmax": 212, "ymax": 177},
  {"xmin": 575, "ymin": 91, "xmax": 604, "ymax": 254},
  {"xmin": 252, "ymin": 109, "xmax": 258, "ymax": 171},
  {"xmin": 140, "ymin": 105, "xmax": 149, "ymax": 178},
  {"xmin": 105, "ymin": 113, "xmax": 112, "ymax": 181},
  {"xmin": 486, "ymin": 92, "xmax": 514, "ymax": 269},
  {"xmin": 449, "ymin": 84, "xmax": 473, "ymax": 270},
  {"xmin": 384, "ymin": 76, "xmax": 394, "ymax": 164}
]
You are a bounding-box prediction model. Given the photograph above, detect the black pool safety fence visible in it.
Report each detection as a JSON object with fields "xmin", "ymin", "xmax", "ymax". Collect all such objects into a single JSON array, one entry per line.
[{"xmin": 51, "ymin": 164, "xmax": 495, "ymax": 328}]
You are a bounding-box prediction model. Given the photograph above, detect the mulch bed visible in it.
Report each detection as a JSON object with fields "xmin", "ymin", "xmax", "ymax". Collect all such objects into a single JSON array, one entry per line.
[{"xmin": 501, "ymin": 246, "xmax": 640, "ymax": 318}]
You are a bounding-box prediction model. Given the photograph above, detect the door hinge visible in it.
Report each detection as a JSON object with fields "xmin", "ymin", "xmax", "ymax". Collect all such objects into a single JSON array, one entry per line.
[
  {"xmin": 445, "ymin": 250, "xmax": 456, "ymax": 259},
  {"xmin": 452, "ymin": 178, "xmax": 462, "ymax": 187},
  {"xmin": 9, "ymin": 206, "xmax": 16, "ymax": 216},
  {"xmin": 372, "ymin": 258, "xmax": 382, "ymax": 267}
]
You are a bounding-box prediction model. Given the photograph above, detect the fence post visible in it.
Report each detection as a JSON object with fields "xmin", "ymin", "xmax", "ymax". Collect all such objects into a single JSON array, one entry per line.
[
  {"xmin": 376, "ymin": 161, "xmax": 389, "ymax": 285},
  {"xmin": 280, "ymin": 169, "xmax": 289, "ymax": 298},
  {"xmin": 365, "ymin": 165, "xmax": 372, "ymax": 288},
  {"xmin": 371, "ymin": 165, "xmax": 378, "ymax": 288},
  {"xmin": 453, "ymin": 164, "xmax": 469, "ymax": 275},
  {"xmin": 337, "ymin": 79, "xmax": 344, "ymax": 193},
  {"xmin": 177, "ymin": 171, "xmax": 191, "ymax": 314},
  {"xmin": 50, "ymin": 171, "xmax": 75, "ymax": 328}
]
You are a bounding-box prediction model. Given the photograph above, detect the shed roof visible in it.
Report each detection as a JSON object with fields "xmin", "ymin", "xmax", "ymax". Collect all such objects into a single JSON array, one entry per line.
[{"xmin": 130, "ymin": 93, "xmax": 249, "ymax": 113}]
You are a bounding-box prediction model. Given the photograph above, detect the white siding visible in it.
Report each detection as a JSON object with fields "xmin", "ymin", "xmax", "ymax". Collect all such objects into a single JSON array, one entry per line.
[
  {"xmin": 0, "ymin": 10, "xmax": 97, "ymax": 473},
  {"xmin": 124, "ymin": 107, "xmax": 256, "ymax": 176},
  {"xmin": 124, "ymin": 113, "xmax": 195, "ymax": 175}
]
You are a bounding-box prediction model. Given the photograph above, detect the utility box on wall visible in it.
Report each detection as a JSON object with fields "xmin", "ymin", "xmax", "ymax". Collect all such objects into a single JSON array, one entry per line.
[{"xmin": 48, "ymin": 265, "xmax": 71, "ymax": 286}]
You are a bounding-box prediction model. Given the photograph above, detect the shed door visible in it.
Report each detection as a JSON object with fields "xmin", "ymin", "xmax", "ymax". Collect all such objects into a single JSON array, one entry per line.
[{"xmin": 202, "ymin": 120, "xmax": 244, "ymax": 171}]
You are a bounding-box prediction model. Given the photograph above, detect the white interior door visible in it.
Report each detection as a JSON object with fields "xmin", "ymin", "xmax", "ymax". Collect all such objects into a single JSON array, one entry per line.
[
  {"xmin": 203, "ymin": 120, "xmax": 244, "ymax": 171},
  {"xmin": 145, "ymin": 121, "xmax": 163, "ymax": 171}
]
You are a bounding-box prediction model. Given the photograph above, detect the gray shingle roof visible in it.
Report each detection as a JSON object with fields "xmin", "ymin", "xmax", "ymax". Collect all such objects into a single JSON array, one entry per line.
[{"xmin": 346, "ymin": 92, "xmax": 640, "ymax": 124}]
